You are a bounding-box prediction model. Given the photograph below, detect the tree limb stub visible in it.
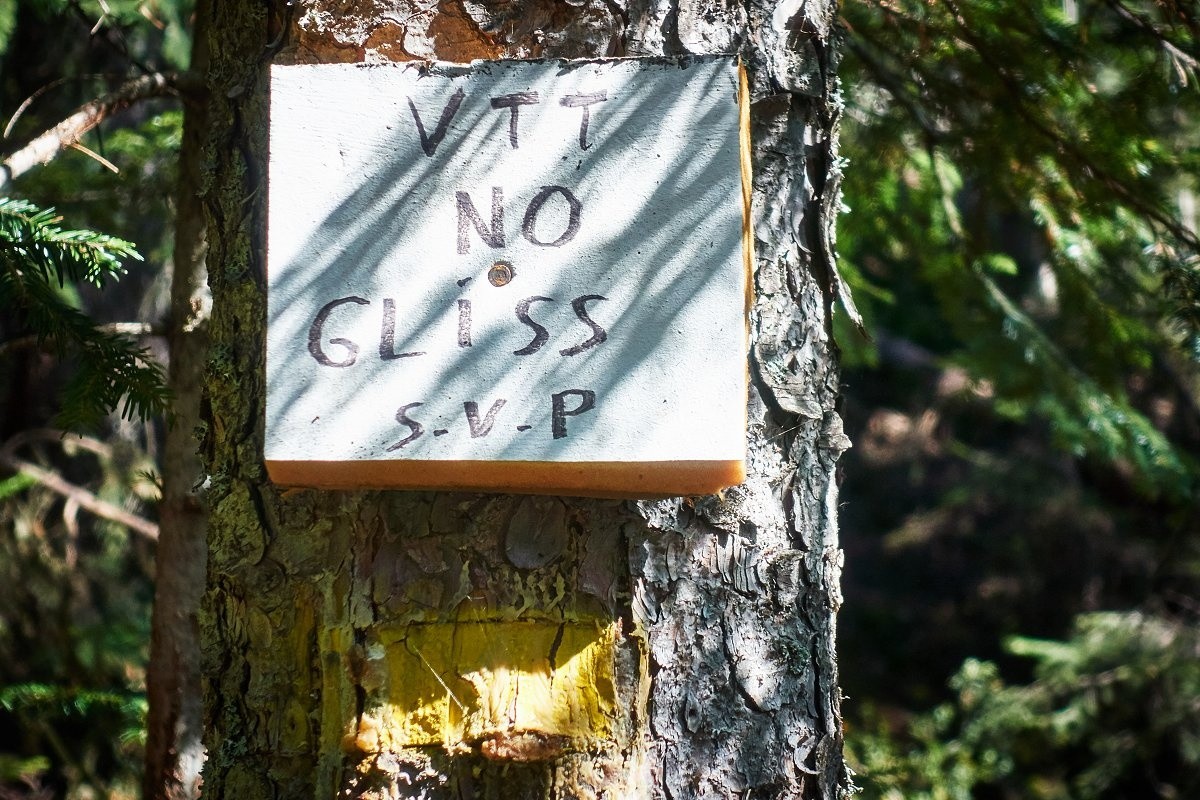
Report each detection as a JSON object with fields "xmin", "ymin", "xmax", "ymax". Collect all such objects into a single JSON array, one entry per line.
[{"xmin": 0, "ymin": 72, "xmax": 200, "ymax": 190}]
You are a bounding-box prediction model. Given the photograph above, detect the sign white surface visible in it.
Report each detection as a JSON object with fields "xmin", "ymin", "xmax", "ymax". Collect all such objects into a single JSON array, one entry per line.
[{"xmin": 266, "ymin": 56, "xmax": 747, "ymax": 479}]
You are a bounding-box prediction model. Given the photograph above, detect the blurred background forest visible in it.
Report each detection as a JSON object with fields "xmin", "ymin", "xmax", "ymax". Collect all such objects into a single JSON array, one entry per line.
[{"xmin": 0, "ymin": 1, "xmax": 1197, "ymax": 798}]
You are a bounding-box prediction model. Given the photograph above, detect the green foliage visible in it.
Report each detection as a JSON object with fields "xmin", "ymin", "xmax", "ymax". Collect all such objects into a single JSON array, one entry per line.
[
  {"xmin": 0, "ymin": 197, "xmax": 138, "ymax": 286},
  {"xmin": 0, "ymin": 197, "xmax": 168, "ymax": 429},
  {"xmin": 0, "ymin": 683, "xmax": 147, "ymax": 737},
  {"xmin": 0, "ymin": 428, "xmax": 155, "ymax": 799},
  {"xmin": 0, "ymin": 472, "xmax": 35, "ymax": 499},
  {"xmin": 28, "ymin": 110, "xmax": 184, "ymax": 270},
  {"xmin": 9, "ymin": 0, "xmax": 194, "ymax": 70},
  {"xmin": 838, "ymin": 2, "xmax": 1200, "ymax": 797},
  {"xmin": 840, "ymin": 0, "xmax": 1200, "ymax": 502},
  {"xmin": 0, "ymin": 753, "xmax": 50, "ymax": 784},
  {"xmin": 0, "ymin": 2, "xmax": 15, "ymax": 57},
  {"xmin": 0, "ymin": 682, "xmax": 147, "ymax": 797},
  {"xmin": 0, "ymin": 2, "xmax": 189, "ymax": 797},
  {"xmin": 847, "ymin": 612, "xmax": 1200, "ymax": 800}
]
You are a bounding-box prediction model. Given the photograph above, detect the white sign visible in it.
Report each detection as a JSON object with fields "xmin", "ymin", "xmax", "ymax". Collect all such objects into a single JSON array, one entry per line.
[{"xmin": 265, "ymin": 56, "xmax": 749, "ymax": 496}]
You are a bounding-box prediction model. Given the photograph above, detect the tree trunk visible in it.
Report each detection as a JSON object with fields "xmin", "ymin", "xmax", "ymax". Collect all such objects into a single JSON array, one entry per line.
[
  {"xmin": 144, "ymin": 2, "xmax": 212, "ymax": 797},
  {"xmin": 199, "ymin": 1, "xmax": 849, "ymax": 798}
]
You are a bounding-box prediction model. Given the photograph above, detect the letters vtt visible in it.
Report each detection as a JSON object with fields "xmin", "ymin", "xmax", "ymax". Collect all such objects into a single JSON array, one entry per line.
[{"xmin": 305, "ymin": 85, "xmax": 612, "ymax": 451}]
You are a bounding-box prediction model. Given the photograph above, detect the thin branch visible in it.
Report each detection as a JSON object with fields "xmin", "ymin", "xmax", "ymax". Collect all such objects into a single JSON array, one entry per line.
[
  {"xmin": 0, "ymin": 73, "xmax": 183, "ymax": 189},
  {"xmin": 5, "ymin": 76, "xmax": 86, "ymax": 139},
  {"xmin": 1, "ymin": 427, "xmax": 112, "ymax": 460},
  {"xmin": 66, "ymin": 0, "xmax": 154, "ymax": 76},
  {"xmin": 0, "ymin": 322, "xmax": 160, "ymax": 356},
  {"xmin": 855, "ymin": 0, "xmax": 1200, "ymax": 252},
  {"xmin": 844, "ymin": 34, "xmax": 946, "ymax": 143},
  {"xmin": 91, "ymin": 0, "xmax": 114, "ymax": 36},
  {"xmin": 1106, "ymin": 0, "xmax": 1200, "ymax": 75},
  {"xmin": 0, "ymin": 451, "xmax": 158, "ymax": 541}
]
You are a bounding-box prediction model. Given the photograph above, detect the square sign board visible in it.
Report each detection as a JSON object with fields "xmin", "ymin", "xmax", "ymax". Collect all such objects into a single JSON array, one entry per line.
[{"xmin": 266, "ymin": 56, "xmax": 750, "ymax": 497}]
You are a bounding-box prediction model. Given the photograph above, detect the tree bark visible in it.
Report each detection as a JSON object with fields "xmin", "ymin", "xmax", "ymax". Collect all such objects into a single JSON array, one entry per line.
[
  {"xmin": 199, "ymin": 1, "xmax": 849, "ymax": 798},
  {"xmin": 144, "ymin": 1, "xmax": 212, "ymax": 796}
]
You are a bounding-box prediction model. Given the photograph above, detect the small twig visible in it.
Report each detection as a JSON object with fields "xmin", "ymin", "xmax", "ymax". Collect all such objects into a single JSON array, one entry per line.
[
  {"xmin": 68, "ymin": 141, "xmax": 119, "ymax": 174},
  {"xmin": 66, "ymin": 0, "xmax": 153, "ymax": 75},
  {"xmin": 4, "ymin": 75, "xmax": 94, "ymax": 139},
  {"xmin": 91, "ymin": 0, "xmax": 113, "ymax": 35},
  {"xmin": 0, "ymin": 73, "xmax": 182, "ymax": 189},
  {"xmin": 63, "ymin": 497, "xmax": 80, "ymax": 567},
  {"xmin": 0, "ymin": 452, "xmax": 158, "ymax": 541}
]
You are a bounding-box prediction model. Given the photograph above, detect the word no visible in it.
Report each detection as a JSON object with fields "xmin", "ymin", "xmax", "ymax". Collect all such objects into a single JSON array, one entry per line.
[{"xmin": 456, "ymin": 185, "xmax": 581, "ymax": 254}]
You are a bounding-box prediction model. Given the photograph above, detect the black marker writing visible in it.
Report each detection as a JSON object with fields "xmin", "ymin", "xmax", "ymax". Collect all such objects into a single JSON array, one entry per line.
[
  {"xmin": 552, "ymin": 389, "xmax": 596, "ymax": 439},
  {"xmin": 464, "ymin": 399, "xmax": 507, "ymax": 437},
  {"xmin": 490, "ymin": 92, "xmax": 539, "ymax": 148},
  {"xmin": 457, "ymin": 187, "xmax": 505, "ymax": 254},
  {"xmin": 522, "ymin": 185, "xmax": 582, "ymax": 248},
  {"xmin": 513, "ymin": 296, "xmax": 554, "ymax": 355},
  {"xmin": 409, "ymin": 88, "xmax": 465, "ymax": 157},
  {"xmin": 559, "ymin": 92, "xmax": 607, "ymax": 150},
  {"xmin": 387, "ymin": 402, "xmax": 425, "ymax": 450},
  {"xmin": 308, "ymin": 296, "xmax": 368, "ymax": 368},
  {"xmin": 457, "ymin": 299, "xmax": 473, "ymax": 347},
  {"xmin": 379, "ymin": 298, "xmax": 425, "ymax": 360},
  {"xmin": 559, "ymin": 294, "xmax": 608, "ymax": 356}
]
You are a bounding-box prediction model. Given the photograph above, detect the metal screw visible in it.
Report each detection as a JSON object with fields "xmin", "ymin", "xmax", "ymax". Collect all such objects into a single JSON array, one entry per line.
[{"xmin": 488, "ymin": 260, "xmax": 515, "ymax": 287}]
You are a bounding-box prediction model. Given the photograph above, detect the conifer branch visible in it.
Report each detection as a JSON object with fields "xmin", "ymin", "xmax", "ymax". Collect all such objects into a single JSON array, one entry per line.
[
  {"xmin": 0, "ymin": 197, "xmax": 170, "ymax": 428},
  {"xmin": 938, "ymin": 0, "xmax": 1200, "ymax": 254},
  {"xmin": 0, "ymin": 322, "xmax": 159, "ymax": 356}
]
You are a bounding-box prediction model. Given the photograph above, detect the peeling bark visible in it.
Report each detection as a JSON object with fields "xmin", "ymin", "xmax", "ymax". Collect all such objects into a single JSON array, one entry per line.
[{"xmin": 199, "ymin": 0, "xmax": 849, "ymax": 797}]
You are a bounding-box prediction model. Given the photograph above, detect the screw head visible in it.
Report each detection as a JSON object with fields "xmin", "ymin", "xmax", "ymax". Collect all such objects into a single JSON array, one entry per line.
[{"xmin": 488, "ymin": 261, "xmax": 515, "ymax": 287}]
